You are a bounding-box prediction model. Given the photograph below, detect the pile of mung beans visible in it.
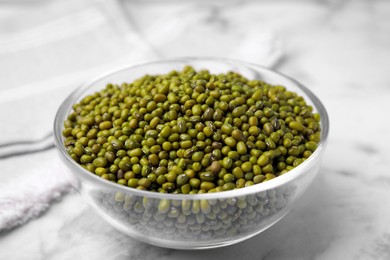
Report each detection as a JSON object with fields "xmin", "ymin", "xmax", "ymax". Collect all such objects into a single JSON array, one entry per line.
[{"xmin": 62, "ymin": 66, "xmax": 321, "ymax": 194}]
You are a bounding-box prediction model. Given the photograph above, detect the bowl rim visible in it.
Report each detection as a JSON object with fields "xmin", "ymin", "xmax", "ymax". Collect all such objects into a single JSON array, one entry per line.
[{"xmin": 53, "ymin": 57, "xmax": 329, "ymax": 199}]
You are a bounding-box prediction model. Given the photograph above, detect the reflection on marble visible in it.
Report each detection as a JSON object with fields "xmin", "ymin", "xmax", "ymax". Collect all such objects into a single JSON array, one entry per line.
[{"xmin": 1, "ymin": 0, "xmax": 390, "ymax": 259}]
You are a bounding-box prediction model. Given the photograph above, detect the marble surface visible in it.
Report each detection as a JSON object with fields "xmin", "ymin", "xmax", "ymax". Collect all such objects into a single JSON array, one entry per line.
[{"xmin": 1, "ymin": 0, "xmax": 390, "ymax": 259}]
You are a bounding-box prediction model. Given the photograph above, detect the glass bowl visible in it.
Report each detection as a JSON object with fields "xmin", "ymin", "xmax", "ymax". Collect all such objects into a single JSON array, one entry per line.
[{"xmin": 53, "ymin": 57, "xmax": 329, "ymax": 249}]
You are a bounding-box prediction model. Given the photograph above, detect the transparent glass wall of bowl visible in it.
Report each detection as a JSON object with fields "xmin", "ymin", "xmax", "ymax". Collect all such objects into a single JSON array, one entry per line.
[{"xmin": 58, "ymin": 152, "xmax": 320, "ymax": 249}]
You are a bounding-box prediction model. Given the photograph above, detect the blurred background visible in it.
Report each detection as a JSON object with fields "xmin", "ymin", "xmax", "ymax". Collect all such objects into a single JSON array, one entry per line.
[{"xmin": 1, "ymin": 0, "xmax": 390, "ymax": 259}]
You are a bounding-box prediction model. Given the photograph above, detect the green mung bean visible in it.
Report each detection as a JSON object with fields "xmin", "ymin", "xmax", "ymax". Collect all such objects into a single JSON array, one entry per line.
[{"xmin": 63, "ymin": 66, "xmax": 321, "ymax": 194}]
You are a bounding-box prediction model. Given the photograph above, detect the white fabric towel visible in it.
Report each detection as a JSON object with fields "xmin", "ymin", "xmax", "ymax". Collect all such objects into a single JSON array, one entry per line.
[{"xmin": 0, "ymin": 159, "xmax": 70, "ymax": 230}]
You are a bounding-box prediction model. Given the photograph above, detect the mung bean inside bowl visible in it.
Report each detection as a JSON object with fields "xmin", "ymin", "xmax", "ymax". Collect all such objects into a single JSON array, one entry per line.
[{"xmin": 53, "ymin": 57, "xmax": 329, "ymax": 249}]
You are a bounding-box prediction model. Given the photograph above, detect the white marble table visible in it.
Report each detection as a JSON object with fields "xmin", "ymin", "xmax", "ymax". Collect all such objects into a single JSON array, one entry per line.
[{"xmin": 1, "ymin": 0, "xmax": 390, "ymax": 259}]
